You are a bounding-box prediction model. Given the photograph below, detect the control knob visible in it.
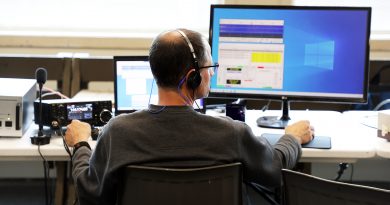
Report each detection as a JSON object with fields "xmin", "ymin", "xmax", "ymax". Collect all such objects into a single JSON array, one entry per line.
[{"xmin": 99, "ymin": 109, "xmax": 112, "ymax": 123}]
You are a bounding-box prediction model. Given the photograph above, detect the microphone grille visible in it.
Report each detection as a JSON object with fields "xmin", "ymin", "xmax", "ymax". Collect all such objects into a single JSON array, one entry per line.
[{"xmin": 35, "ymin": 67, "xmax": 47, "ymax": 84}]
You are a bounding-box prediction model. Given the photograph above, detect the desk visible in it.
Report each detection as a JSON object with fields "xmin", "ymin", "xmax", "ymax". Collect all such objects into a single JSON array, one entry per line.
[
  {"xmin": 0, "ymin": 126, "xmax": 96, "ymax": 205},
  {"xmin": 342, "ymin": 110, "xmax": 390, "ymax": 159},
  {"xmin": 226, "ymin": 110, "xmax": 377, "ymax": 163},
  {"xmin": 0, "ymin": 109, "xmax": 385, "ymax": 204},
  {"xmin": 0, "ymin": 126, "xmax": 96, "ymax": 161},
  {"xmin": 376, "ymin": 138, "xmax": 390, "ymax": 158}
]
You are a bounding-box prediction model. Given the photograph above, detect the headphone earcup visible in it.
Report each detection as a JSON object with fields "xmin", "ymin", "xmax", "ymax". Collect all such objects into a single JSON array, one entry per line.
[{"xmin": 186, "ymin": 70, "xmax": 202, "ymax": 90}]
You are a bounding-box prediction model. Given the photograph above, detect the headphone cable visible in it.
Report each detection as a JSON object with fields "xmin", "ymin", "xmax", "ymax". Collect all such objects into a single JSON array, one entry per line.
[
  {"xmin": 177, "ymin": 77, "xmax": 192, "ymax": 106},
  {"xmin": 148, "ymin": 78, "xmax": 155, "ymax": 106},
  {"xmin": 57, "ymin": 118, "xmax": 72, "ymax": 159}
]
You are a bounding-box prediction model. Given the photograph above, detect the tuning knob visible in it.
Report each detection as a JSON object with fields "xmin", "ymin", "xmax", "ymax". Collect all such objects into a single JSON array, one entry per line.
[{"xmin": 99, "ymin": 109, "xmax": 112, "ymax": 124}]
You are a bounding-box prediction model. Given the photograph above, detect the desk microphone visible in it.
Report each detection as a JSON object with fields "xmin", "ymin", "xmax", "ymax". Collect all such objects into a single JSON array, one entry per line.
[{"xmin": 31, "ymin": 67, "xmax": 51, "ymax": 145}]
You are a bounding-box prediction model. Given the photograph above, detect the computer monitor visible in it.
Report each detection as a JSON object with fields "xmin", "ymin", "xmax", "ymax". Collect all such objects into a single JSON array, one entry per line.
[
  {"xmin": 209, "ymin": 5, "xmax": 371, "ymax": 128},
  {"xmin": 114, "ymin": 56, "xmax": 204, "ymax": 115}
]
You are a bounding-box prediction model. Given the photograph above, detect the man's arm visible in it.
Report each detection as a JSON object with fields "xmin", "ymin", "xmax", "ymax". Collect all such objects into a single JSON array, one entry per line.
[
  {"xmin": 238, "ymin": 120, "xmax": 313, "ymax": 188},
  {"xmin": 65, "ymin": 120, "xmax": 117, "ymax": 204}
]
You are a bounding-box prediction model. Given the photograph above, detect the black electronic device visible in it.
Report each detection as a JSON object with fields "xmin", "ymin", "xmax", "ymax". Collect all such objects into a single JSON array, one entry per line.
[
  {"xmin": 34, "ymin": 99, "xmax": 112, "ymax": 128},
  {"xmin": 209, "ymin": 5, "xmax": 371, "ymax": 129}
]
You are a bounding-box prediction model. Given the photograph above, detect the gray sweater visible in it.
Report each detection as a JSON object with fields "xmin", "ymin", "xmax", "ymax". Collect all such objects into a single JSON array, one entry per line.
[{"xmin": 72, "ymin": 105, "xmax": 301, "ymax": 205}]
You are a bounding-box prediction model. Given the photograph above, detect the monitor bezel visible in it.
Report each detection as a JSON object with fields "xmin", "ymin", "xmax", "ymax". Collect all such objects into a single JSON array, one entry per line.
[{"xmin": 208, "ymin": 5, "xmax": 371, "ymax": 104}]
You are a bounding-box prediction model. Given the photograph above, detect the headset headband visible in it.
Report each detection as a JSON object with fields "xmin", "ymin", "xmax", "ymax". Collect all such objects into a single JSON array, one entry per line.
[{"xmin": 176, "ymin": 30, "xmax": 199, "ymax": 69}]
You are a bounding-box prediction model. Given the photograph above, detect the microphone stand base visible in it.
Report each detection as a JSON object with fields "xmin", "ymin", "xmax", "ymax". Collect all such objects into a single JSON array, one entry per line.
[{"xmin": 31, "ymin": 134, "xmax": 51, "ymax": 145}]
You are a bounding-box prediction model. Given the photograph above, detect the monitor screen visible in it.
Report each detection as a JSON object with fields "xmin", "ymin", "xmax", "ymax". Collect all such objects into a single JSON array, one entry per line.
[
  {"xmin": 209, "ymin": 5, "xmax": 371, "ymax": 128},
  {"xmin": 114, "ymin": 56, "xmax": 204, "ymax": 115}
]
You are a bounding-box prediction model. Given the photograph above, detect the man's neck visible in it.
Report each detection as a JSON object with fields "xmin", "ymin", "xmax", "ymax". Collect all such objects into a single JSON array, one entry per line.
[{"xmin": 157, "ymin": 87, "xmax": 194, "ymax": 106}]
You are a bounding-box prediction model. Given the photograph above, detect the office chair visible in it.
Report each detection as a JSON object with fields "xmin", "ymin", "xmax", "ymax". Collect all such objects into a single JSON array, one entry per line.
[
  {"xmin": 282, "ymin": 169, "xmax": 390, "ymax": 205},
  {"xmin": 117, "ymin": 162, "xmax": 242, "ymax": 205}
]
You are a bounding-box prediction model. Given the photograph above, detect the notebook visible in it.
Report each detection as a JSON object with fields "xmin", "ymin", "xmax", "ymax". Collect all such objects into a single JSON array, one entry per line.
[
  {"xmin": 114, "ymin": 56, "xmax": 204, "ymax": 115},
  {"xmin": 261, "ymin": 133, "xmax": 331, "ymax": 149}
]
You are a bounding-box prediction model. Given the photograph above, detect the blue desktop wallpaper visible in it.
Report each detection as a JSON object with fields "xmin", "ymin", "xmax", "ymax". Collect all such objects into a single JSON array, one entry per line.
[{"xmin": 210, "ymin": 8, "xmax": 370, "ymax": 96}]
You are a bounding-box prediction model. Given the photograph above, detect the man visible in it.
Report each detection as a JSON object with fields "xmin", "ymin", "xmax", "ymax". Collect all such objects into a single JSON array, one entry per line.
[{"xmin": 65, "ymin": 29, "xmax": 313, "ymax": 205}]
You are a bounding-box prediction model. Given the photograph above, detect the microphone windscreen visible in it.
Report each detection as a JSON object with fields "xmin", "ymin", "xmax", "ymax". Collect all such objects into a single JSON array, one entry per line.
[{"xmin": 35, "ymin": 67, "xmax": 47, "ymax": 84}]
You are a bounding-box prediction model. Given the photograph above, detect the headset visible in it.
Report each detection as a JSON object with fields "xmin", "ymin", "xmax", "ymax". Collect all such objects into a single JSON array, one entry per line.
[{"xmin": 176, "ymin": 30, "xmax": 202, "ymax": 90}]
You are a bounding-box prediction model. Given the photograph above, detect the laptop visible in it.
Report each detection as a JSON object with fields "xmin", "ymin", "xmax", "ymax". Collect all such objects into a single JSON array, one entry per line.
[{"xmin": 114, "ymin": 56, "xmax": 205, "ymax": 115}]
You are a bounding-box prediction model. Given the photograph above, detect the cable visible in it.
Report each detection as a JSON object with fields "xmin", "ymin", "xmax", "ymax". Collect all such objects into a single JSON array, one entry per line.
[
  {"xmin": 349, "ymin": 163, "xmax": 354, "ymax": 182},
  {"xmin": 42, "ymin": 87, "xmax": 69, "ymax": 99},
  {"xmin": 334, "ymin": 163, "xmax": 349, "ymax": 181},
  {"xmin": 57, "ymin": 118, "xmax": 72, "ymax": 159},
  {"xmin": 147, "ymin": 79, "xmax": 155, "ymax": 105},
  {"xmin": 147, "ymin": 105, "xmax": 167, "ymax": 114},
  {"xmin": 261, "ymin": 100, "xmax": 271, "ymax": 112},
  {"xmin": 177, "ymin": 77, "xmax": 192, "ymax": 106},
  {"xmin": 373, "ymin": 99, "xmax": 390, "ymax": 111},
  {"xmin": 37, "ymin": 143, "xmax": 50, "ymax": 205},
  {"xmin": 41, "ymin": 92, "xmax": 66, "ymax": 99}
]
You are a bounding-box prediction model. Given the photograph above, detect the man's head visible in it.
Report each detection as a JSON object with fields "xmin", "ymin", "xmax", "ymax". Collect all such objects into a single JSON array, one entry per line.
[{"xmin": 149, "ymin": 29, "xmax": 214, "ymax": 99}]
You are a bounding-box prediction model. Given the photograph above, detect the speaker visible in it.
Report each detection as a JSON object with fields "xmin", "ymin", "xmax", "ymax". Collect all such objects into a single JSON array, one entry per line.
[{"xmin": 176, "ymin": 30, "xmax": 202, "ymax": 90}]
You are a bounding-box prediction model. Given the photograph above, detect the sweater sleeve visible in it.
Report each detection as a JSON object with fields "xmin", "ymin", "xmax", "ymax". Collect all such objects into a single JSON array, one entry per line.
[
  {"xmin": 274, "ymin": 134, "xmax": 302, "ymax": 169},
  {"xmin": 72, "ymin": 124, "xmax": 117, "ymax": 205},
  {"xmin": 238, "ymin": 123, "xmax": 301, "ymax": 188}
]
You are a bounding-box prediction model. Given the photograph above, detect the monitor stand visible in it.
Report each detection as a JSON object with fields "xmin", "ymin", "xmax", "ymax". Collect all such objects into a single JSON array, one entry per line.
[{"xmin": 257, "ymin": 99, "xmax": 290, "ymax": 129}]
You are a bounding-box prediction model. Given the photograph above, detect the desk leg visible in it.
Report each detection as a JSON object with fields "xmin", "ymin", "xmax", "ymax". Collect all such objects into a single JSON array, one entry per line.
[
  {"xmin": 66, "ymin": 169, "xmax": 76, "ymax": 205},
  {"xmin": 55, "ymin": 161, "xmax": 67, "ymax": 205}
]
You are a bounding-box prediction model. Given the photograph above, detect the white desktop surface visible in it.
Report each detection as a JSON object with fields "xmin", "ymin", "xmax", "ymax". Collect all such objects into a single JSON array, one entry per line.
[
  {"xmin": 342, "ymin": 110, "xmax": 390, "ymax": 159},
  {"xmin": 377, "ymin": 139, "xmax": 390, "ymax": 158},
  {"xmin": 0, "ymin": 125, "xmax": 97, "ymax": 161},
  {"xmin": 221, "ymin": 110, "xmax": 377, "ymax": 163},
  {"xmin": 0, "ymin": 110, "xmax": 383, "ymax": 163}
]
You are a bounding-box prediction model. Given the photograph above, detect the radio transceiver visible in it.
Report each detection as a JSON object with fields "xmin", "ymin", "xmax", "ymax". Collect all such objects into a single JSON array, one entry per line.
[{"xmin": 34, "ymin": 99, "xmax": 112, "ymax": 128}]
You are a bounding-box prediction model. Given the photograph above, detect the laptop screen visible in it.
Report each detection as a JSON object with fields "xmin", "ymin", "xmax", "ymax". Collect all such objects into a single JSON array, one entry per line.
[{"xmin": 114, "ymin": 56, "xmax": 204, "ymax": 115}]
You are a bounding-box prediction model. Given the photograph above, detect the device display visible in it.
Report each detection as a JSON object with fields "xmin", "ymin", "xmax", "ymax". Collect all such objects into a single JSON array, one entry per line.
[
  {"xmin": 114, "ymin": 56, "xmax": 204, "ymax": 115},
  {"xmin": 209, "ymin": 5, "xmax": 371, "ymax": 128},
  {"xmin": 67, "ymin": 103, "xmax": 93, "ymax": 120}
]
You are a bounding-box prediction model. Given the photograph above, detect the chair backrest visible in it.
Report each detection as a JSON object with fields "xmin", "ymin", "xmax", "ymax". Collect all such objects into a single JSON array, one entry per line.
[
  {"xmin": 282, "ymin": 169, "xmax": 390, "ymax": 205},
  {"xmin": 117, "ymin": 162, "xmax": 242, "ymax": 205}
]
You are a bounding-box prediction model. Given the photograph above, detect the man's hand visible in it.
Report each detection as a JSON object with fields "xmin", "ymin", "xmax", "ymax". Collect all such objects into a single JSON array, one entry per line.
[
  {"xmin": 285, "ymin": 120, "xmax": 314, "ymax": 144},
  {"xmin": 65, "ymin": 120, "xmax": 91, "ymax": 147}
]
